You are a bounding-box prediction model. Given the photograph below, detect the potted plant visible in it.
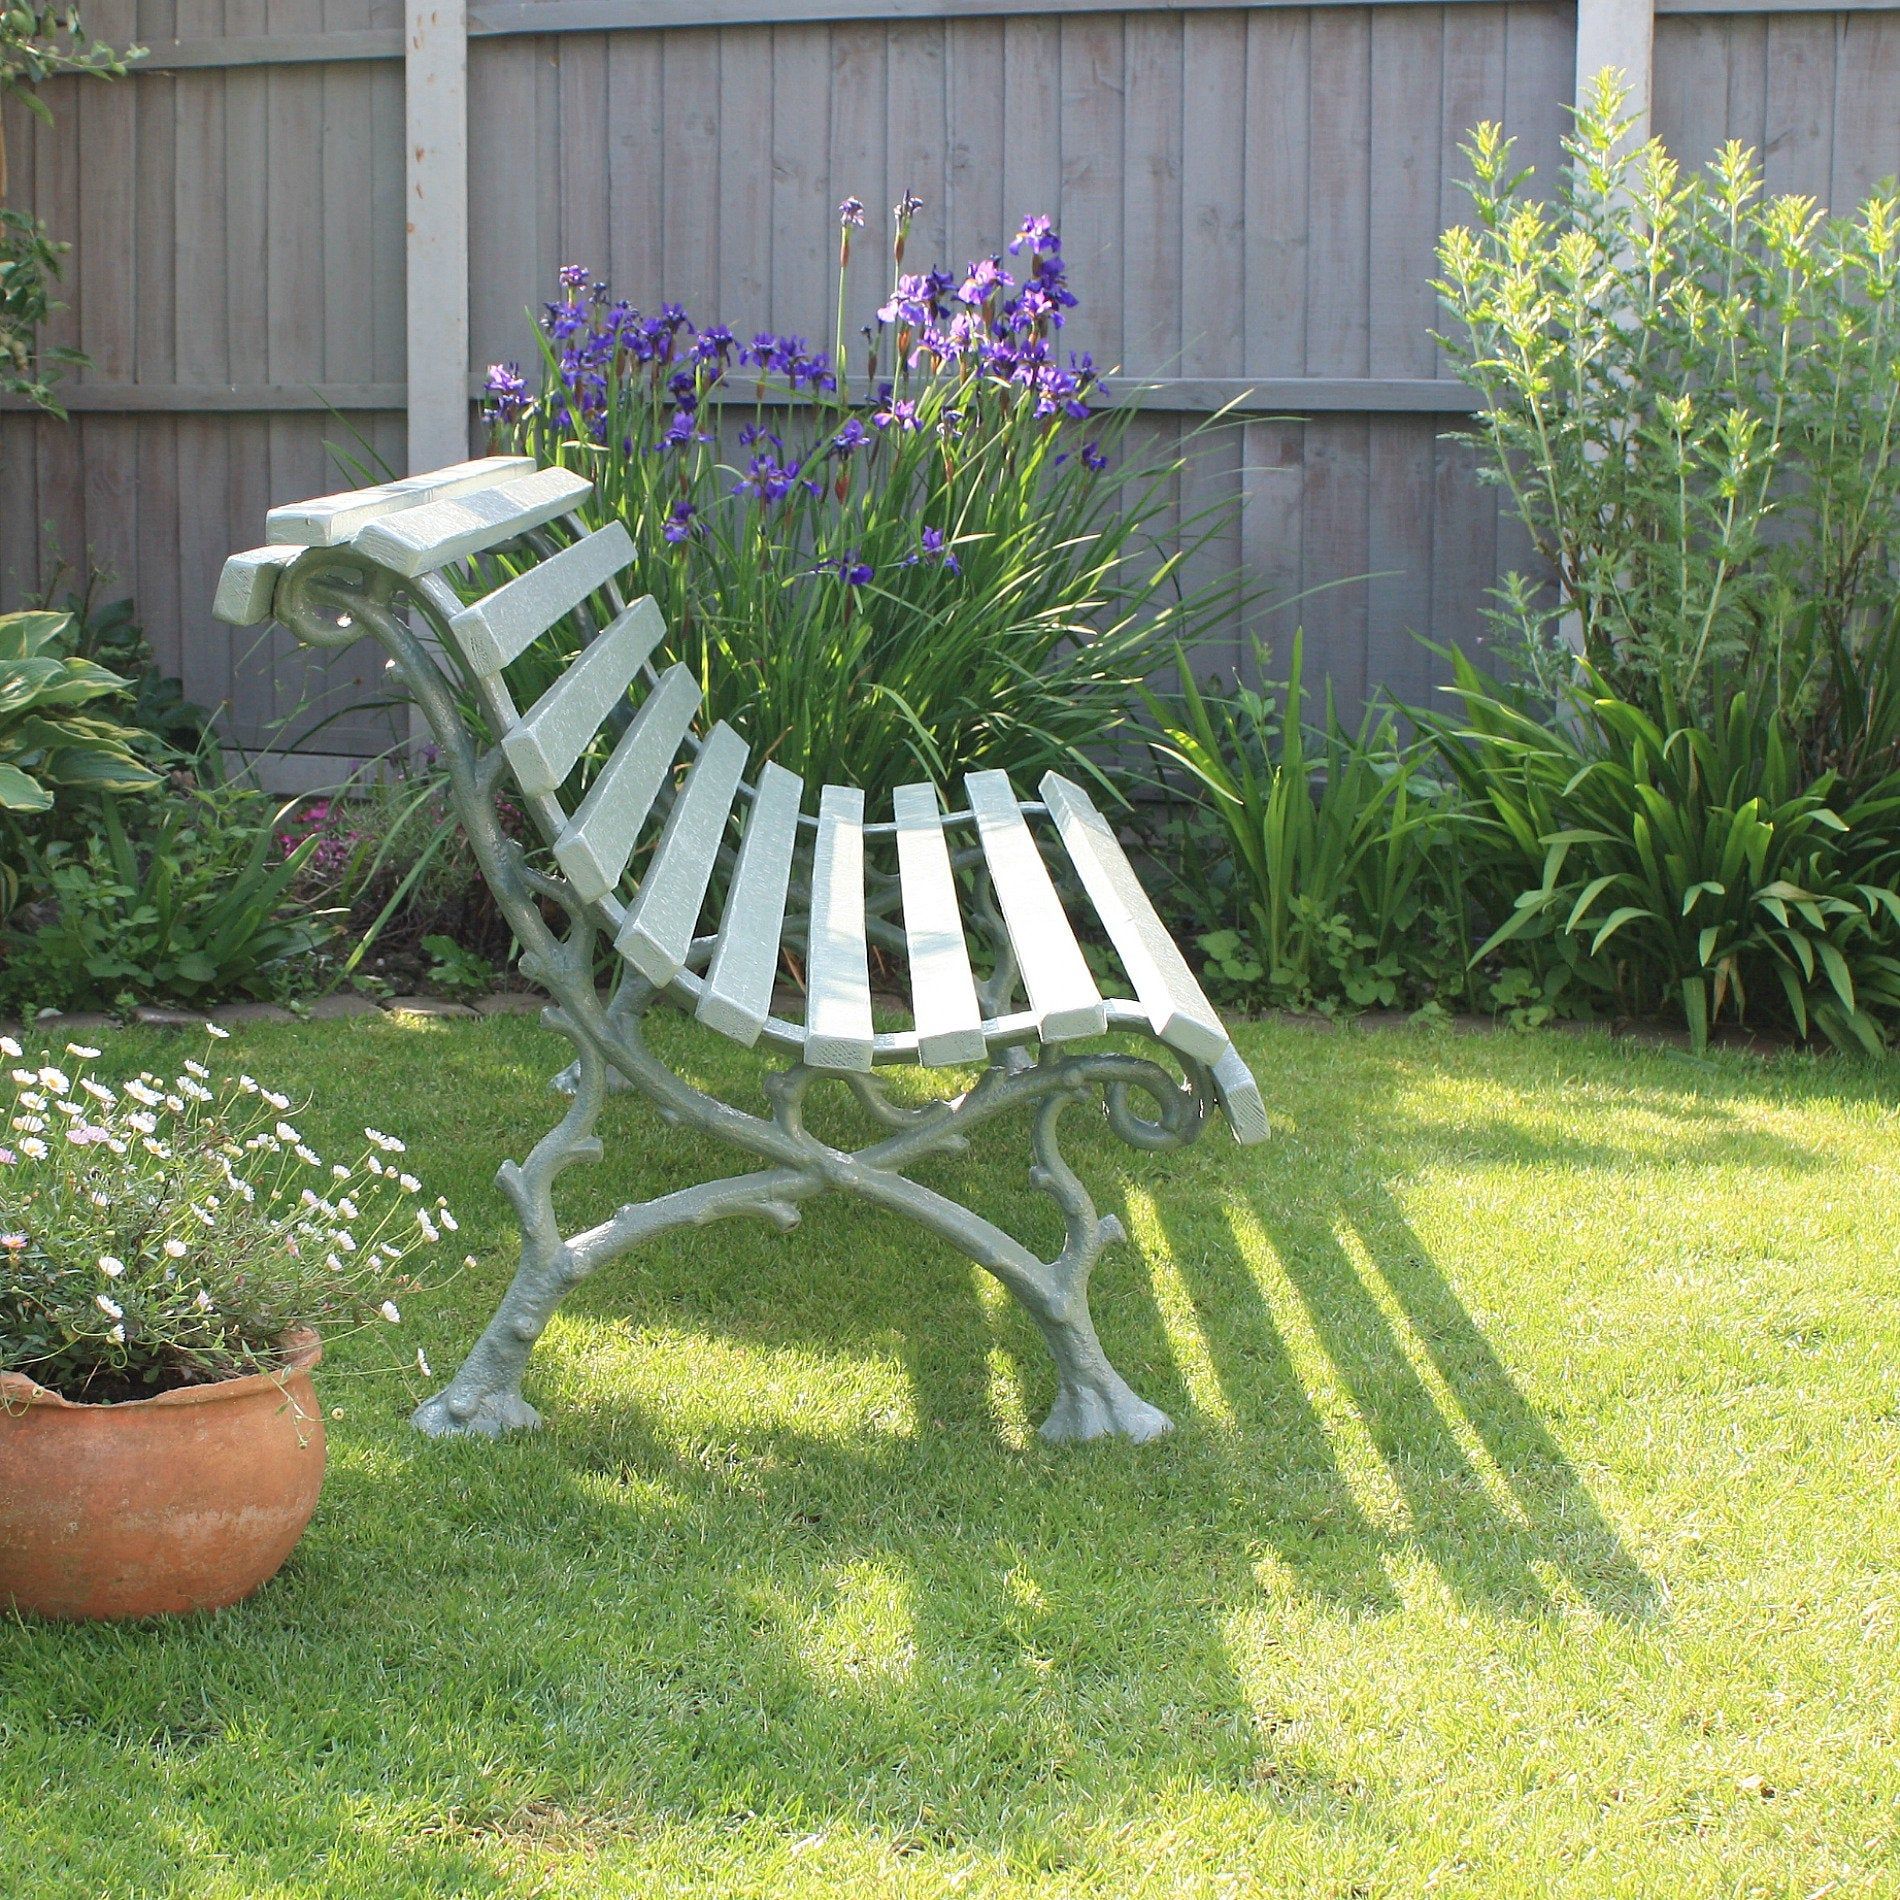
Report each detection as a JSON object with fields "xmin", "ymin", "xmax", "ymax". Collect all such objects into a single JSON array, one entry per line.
[{"xmin": 0, "ymin": 1026, "xmax": 459, "ymax": 1620}]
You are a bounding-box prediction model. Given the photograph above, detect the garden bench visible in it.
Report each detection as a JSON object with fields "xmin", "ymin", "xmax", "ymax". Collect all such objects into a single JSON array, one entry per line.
[{"xmin": 217, "ymin": 457, "xmax": 1266, "ymax": 1444}]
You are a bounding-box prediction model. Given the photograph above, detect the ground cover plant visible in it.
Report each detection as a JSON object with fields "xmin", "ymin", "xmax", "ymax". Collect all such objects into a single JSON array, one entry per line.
[{"xmin": 2, "ymin": 1011, "xmax": 1895, "ymax": 1896}]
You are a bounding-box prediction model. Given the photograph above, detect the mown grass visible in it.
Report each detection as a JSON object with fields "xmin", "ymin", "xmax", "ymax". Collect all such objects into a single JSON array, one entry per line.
[{"xmin": 2, "ymin": 1012, "xmax": 1897, "ymax": 1898}]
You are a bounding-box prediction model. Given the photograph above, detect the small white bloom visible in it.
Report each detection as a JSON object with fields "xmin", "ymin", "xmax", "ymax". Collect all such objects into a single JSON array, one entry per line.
[
  {"xmin": 337, "ymin": 1197, "xmax": 359, "ymax": 1221},
  {"xmin": 164, "ymin": 1094, "xmax": 184, "ymax": 1113},
  {"xmin": 325, "ymin": 1254, "xmax": 344, "ymax": 1273},
  {"xmin": 179, "ymin": 1079, "xmax": 213, "ymax": 1103},
  {"xmin": 238, "ymin": 1075, "xmax": 259, "ymax": 1094},
  {"xmin": 95, "ymin": 1294, "xmax": 123, "ymax": 1319},
  {"xmin": 13, "ymin": 1115, "xmax": 45, "ymax": 1134},
  {"xmin": 416, "ymin": 1348, "xmax": 432, "ymax": 1377},
  {"xmin": 398, "ymin": 1173, "xmax": 420, "ymax": 1195},
  {"xmin": 184, "ymin": 1059, "xmax": 210, "ymax": 1080},
  {"xmin": 124, "ymin": 1080, "xmax": 161, "ymax": 1107},
  {"xmin": 300, "ymin": 1188, "xmax": 321, "ymax": 1209},
  {"xmin": 79, "ymin": 1078, "xmax": 115, "ymax": 1105},
  {"xmin": 463, "ymin": 1255, "xmax": 478, "ymax": 1270},
  {"xmin": 9, "ymin": 1068, "xmax": 35, "ymax": 1086},
  {"xmin": 0, "ymin": 1035, "xmax": 20, "ymax": 1058},
  {"xmin": 262, "ymin": 1090, "xmax": 290, "ymax": 1112},
  {"xmin": 36, "ymin": 1067, "xmax": 68, "ymax": 1094},
  {"xmin": 295, "ymin": 1145, "xmax": 321, "ymax": 1168},
  {"xmin": 20, "ymin": 1138, "xmax": 47, "ymax": 1159},
  {"xmin": 126, "ymin": 1112, "xmax": 157, "ymax": 1136},
  {"xmin": 18, "ymin": 1090, "xmax": 44, "ymax": 1111},
  {"xmin": 205, "ymin": 1022, "xmax": 231, "ymax": 1038},
  {"xmin": 335, "ymin": 1231, "xmax": 356, "ymax": 1252},
  {"xmin": 142, "ymin": 1137, "xmax": 169, "ymax": 1158},
  {"xmin": 54, "ymin": 1099, "xmax": 84, "ymax": 1118},
  {"xmin": 331, "ymin": 1163, "xmax": 351, "ymax": 1181},
  {"xmin": 66, "ymin": 1043, "xmax": 101, "ymax": 1060},
  {"xmin": 89, "ymin": 1190, "xmax": 108, "ymax": 1208},
  {"xmin": 417, "ymin": 1215, "xmax": 439, "ymax": 1244},
  {"xmin": 99, "ymin": 1255, "xmax": 125, "ymax": 1278},
  {"xmin": 105, "ymin": 1138, "xmax": 127, "ymax": 1155},
  {"xmin": 194, "ymin": 1290, "xmax": 213, "ymax": 1310},
  {"xmin": 276, "ymin": 1121, "xmax": 300, "ymax": 1144},
  {"xmin": 163, "ymin": 1238, "xmax": 188, "ymax": 1259},
  {"xmin": 379, "ymin": 1300, "xmax": 401, "ymax": 1323},
  {"xmin": 366, "ymin": 1156, "xmax": 385, "ymax": 1176},
  {"xmin": 438, "ymin": 1208, "xmax": 458, "ymax": 1233},
  {"xmin": 109, "ymin": 1323, "xmax": 125, "ymax": 1342}
]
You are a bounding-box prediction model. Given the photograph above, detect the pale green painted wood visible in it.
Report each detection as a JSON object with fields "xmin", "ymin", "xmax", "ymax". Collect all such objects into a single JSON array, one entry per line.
[
  {"xmin": 697, "ymin": 759, "xmax": 804, "ymax": 1047},
  {"xmin": 616, "ymin": 720, "xmax": 750, "ymax": 985},
  {"xmin": 964, "ymin": 768, "xmax": 1106, "ymax": 1043},
  {"xmin": 498, "ymin": 593, "xmax": 665, "ymax": 796},
  {"xmin": 892, "ymin": 780, "xmax": 987, "ymax": 1067},
  {"xmin": 804, "ymin": 782, "xmax": 875, "ymax": 1071},
  {"xmin": 448, "ymin": 521, "xmax": 635, "ymax": 677},
  {"xmin": 353, "ymin": 466, "xmax": 593, "ymax": 576},
  {"xmin": 1039, "ymin": 770, "xmax": 1228, "ymax": 1064},
  {"xmin": 550, "ymin": 661, "xmax": 700, "ymax": 904},
  {"xmin": 212, "ymin": 543, "xmax": 301, "ymax": 626},
  {"xmin": 264, "ymin": 455, "xmax": 532, "ymax": 547},
  {"xmin": 1212, "ymin": 1045, "xmax": 1270, "ymax": 1145}
]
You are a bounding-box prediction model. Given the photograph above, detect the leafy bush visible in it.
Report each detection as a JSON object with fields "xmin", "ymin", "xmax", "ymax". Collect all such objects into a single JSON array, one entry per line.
[
  {"xmin": 1436, "ymin": 72, "xmax": 1900, "ymax": 780},
  {"xmin": 483, "ymin": 199, "xmax": 1241, "ymax": 810},
  {"xmin": 1415, "ymin": 648, "xmax": 1900, "ymax": 1051},
  {"xmin": 0, "ymin": 791, "xmax": 335, "ymax": 1014},
  {"xmin": 1147, "ymin": 634, "xmax": 1475, "ymax": 1015},
  {"xmin": 0, "ymin": 1028, "xmax": 455, "ymax": 1402}
]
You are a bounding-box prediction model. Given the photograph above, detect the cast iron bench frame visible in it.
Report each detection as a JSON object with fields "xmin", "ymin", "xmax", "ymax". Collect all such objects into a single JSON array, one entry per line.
[{"xmin": 218, "ymin": 456, "xmax": 1266, "ymax": 1445}]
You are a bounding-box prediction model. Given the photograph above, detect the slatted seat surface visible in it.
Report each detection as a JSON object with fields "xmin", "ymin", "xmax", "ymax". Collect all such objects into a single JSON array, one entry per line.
[{"xmin": 214, "ymin": 466, "xmax": 1266, "ymax": 1144}]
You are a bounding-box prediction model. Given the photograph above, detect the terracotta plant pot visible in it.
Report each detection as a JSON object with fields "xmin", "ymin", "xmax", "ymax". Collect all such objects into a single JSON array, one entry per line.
[{"xmin": 0, "ymin": 1329, "xmax": 327, "ymax": 1621}]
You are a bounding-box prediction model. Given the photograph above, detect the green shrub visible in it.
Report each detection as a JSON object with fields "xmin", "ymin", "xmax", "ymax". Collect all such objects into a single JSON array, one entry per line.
[
  {"xmin": 0, "ymin": 791, "xmax": 335, "ymax": 1014},
  {"xmin": 1435, "ymin": 71, "xmax": 1900, "ymax": 780},
  {"xmin": 1415, "ymin": 648, "xmax": 1900, "ymax": 1051},
  {"xmin": 1147, "ymin": 633, "xmax": 1475, "ymax": 1015}
]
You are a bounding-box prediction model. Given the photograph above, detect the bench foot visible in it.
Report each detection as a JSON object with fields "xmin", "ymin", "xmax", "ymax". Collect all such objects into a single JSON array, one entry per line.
[
  {"xmin": 1040, "ymin": 1373, "xmax": 1174, "ymax": 1445},
  {"xmin": 411, "ymin": 1384, "xmax": 544, "ymax": 1440}
]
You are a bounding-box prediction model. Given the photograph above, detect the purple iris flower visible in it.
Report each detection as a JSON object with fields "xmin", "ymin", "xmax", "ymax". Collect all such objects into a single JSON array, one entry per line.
[
  {"xmin": 894, "ymin": 189, "xmax": 924, "ymax": 222},
  {"xmin": 872, "ymin": 399, "xmax": 921, "ymax": 432},
  {"xmin": 921, "ymin": 526, "xmax": 961, "ymax": 575},
  {"xmin": 558, "ymin": 262, "xmax": 590, "ymax": 290},
  {"xmin": 484, "ymin": 362, "xmax": 529, "ymax": 420},
  {"xmin": 842, "ymin": 557, "xmax": 874, "ymax": 586},
  {"xmin": 831, "ymin": 417, "xmax": 869, "ymax": 456},
  {"xmin": 663, "ymin": 500, "xmax": 698, "ymax": 544},
  {"xmin": 838, "ymin": 197, "xmax": 865, "ymax": 226},
  {"xmin": 656, "ymin": 411, "xmax": 707, "ymax": 453},
  {"xmin": 957, "ymin": 257, "xmax": 1014, "ymax": 306},
  {"xmin": 1082, "ymin": 441, "xmax": 1108, "ymax": 473},
  {"xmin": 878, "ymin": 273, "xmax": 940, "ymax": 328},
  {"xmin": 1008, "ymin": 215, "xmax": 1059, "ymax": 258}
]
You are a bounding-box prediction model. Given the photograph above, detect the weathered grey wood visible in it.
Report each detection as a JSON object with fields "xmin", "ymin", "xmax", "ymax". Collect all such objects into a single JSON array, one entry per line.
[
  {"xmin": 213, "ymin": 544, "xmax": 302, "ymax": 626},
  {"xmin": 354, "ymin": 466, "xmax": 594, "ymax": 576},
  {"xmin": 551, "ymin": 661, "xmax": 700, "ymax": 904},
  {"xmin": 497, "ymin": 593, "xmax": 664, "ymax": 794},
  {"xmin": 1577, "ymin": 0, "xmax": 1654, "ymax": 140},
  {"xmin": 407, "ymin": 3, "xmax": 473, "ymax": 474},
  {"xmin": 804, "ymin": 782, "xmax": 875, "ymax": 1072},
  {"xmin": 616, "ymin": 721, "xmax": 750, "ymax": 985},
  {"xmin": 892, "ymin": 782, "xmax": 987, "ymax": 1067},
  {"xmin": 266, "ymin": 455, "xmax": 533, "ymax": 545},
  {"xmin": 447, "ymin": 521, "xmax": 635, "ymax": 676},
  {"xmin": 965, "ymin": 769, "xmax": 1106, "ymax": 1044},
  {"xmin": 697, "ymin": 760, "xmax": 805, "ymax": 1046},
  {"xmin": 1039, "ymin": 773, "xmax": 1227, "ymax": 1065}
]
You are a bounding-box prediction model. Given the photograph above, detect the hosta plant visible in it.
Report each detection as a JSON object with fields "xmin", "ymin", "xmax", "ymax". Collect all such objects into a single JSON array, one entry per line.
[
  {"xmin": 483, "ymin": 197, "xmax": 1242, "ymax": 809},
  {"xmin": 0, "ymin": 1026, "xmax": 461, "ymax": 1403}
]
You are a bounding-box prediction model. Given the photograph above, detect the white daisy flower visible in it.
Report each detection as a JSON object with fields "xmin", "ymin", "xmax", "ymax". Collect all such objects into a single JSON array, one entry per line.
[
  {"xmin": 99, "ymin": 1255, "xmax": 125, "ymax": 1278},
  {"xmin": 0, "ymin": 1035, "xmax": 20, "ymax": 1058},
  {"xmin": 379, "ymin": 1300, "xmax": 401, "ymax": 1323},
  {"xmin": 66, "ymin": 1043, "xmax": 101, "ymax": 1060},
  {"xmin": 205, "ymin": 1022, "xmax": 231, "ymax": 1038},
  {"xmin": 95, "ymin": 1294, "xmax": 123, "ymax": 1319},
  {"xmin": 184, "ymin": 1059, "xmax": 210, "ymax": 1079},
  {"xmin": 163, "ymin": 1238, "xmax": 188, "ymax": 1259}
]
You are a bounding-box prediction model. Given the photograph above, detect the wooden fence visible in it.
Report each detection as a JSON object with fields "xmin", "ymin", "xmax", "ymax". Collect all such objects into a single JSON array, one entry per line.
[{"xmin": 1, "ymin": 0, "xmax": 1896, "ymax": 775}]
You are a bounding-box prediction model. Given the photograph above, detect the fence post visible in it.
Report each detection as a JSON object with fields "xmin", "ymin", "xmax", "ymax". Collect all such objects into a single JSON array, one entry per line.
[
  {"xmin": 405, "ymin": 2, "xmax": 471, "ymax": 475},
  {"xmin": 1574, "ymin": 0, "xmax": 1653, "ymax": 140}
]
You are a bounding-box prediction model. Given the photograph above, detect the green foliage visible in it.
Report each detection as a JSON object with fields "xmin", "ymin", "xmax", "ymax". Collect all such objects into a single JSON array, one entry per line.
[
  {"xmin": 0, "ymin": 1032, "xmax": 450, "ymax": 1401},
  {"xmin": 488, "ymin": 213, "xmax": 1243, "ymax": 812},
  {"xmin": 1147, "ymin": 633, "xmax": 1474, "ymax": 1014},
  {"xmin": 0, "ymin": 7, "xmax": 142, "ymax": 412},
  {"xmin": 0, "ymin": 607, "xmax": 156, "ymax": 915},
  {"xmin": 420, "ymin": 934, "xmax": 499, "ymax": 998},
  {"xmin": 1415, "ymin": 646, "xmax": 1900, "ymax": 1052},
  {"xmin": 1435, "ymin": 72, "xmax": 1900, "ymax": 775},
  {"xmin": 0, "ymin": 792, "xmax": 337, "ymax": 1013}
]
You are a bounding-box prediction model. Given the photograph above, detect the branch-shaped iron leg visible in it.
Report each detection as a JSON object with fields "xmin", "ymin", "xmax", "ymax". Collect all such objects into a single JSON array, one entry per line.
[{"xmin": 847, "ymin": 1089, "xmax": 1172, "ymax": 1444}]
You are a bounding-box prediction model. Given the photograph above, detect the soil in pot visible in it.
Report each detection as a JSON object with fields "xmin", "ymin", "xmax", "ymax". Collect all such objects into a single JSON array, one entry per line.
[{"xmin": 0, "ymin": 1330, "xmax": 327, "ymax": 1621}]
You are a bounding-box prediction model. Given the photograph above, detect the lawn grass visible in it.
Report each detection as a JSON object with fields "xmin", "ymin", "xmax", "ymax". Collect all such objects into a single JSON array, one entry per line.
[{"xmin": 2, "ymin": 1012, "xmax": 1897, "ymax": 1897}]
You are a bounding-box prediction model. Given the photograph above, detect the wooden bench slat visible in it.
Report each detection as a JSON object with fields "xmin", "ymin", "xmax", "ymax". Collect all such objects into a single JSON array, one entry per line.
[
  {"xmin": 804, "ymin": 783, "xmax": 875, "ymax": 1072},
  {"xmin": 265, "ymin": 456, "xmax": 535, "ymax": 548},
  {"xmin": 616, "ymin": 722, "xmax": 750, "ymax": 986},
  {"xmin": 448, "ymin": 522, "xmax": 635, "ymax": 678},
  {"xmin": 964, "ymin": 769, "xmax": 1106, "ymax": 1043},
  {"xmin": 1039, "ymin": 772, "xmax": 1229, "ymax": 1065},
  {"xmin": 892, "ymin": 782, "xmax": 988, "ymax": 1067},
  {"xmin": 697, "ymin": 761, "xmax": 804, "ymax": 1048},
  {"xmin": 352, "ymin": 466, "xmax": 595, "ymax": 577},
  {"xmin": 550, "ymin": 662, "xmax": 700, "ymax": 905},
  {"xmin": 212, "ymin": 544, "xmax": 301, "ymax": 626},
  {"xmin": 1212, "ymin": 1045, "xmax": 1270, "ymax": 1145},
  {"xmin": 496, "ymin": 593, "xmax": 663, "ymax": 796}
]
